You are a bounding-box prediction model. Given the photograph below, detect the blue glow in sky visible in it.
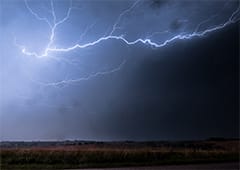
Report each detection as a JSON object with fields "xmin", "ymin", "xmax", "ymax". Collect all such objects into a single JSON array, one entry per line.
[{"xmin": 0, "ymin": 0, "xmax": 239, "ymax": 141}]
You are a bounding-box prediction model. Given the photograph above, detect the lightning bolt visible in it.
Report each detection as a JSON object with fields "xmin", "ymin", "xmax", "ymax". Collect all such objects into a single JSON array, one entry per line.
[
  {"xmin": 21, "ymin": 0, "xmax": 73, "ymax": 58},
  {"xmin": 50, "ymin": 7, "xmax": 239, "ymax": 53},
  {"xmin": 31, "ymin": 60, "xmax": 126, "ymax": 88},
  {"xmin": 19, "ymin": 0, "xmax": 240, "ymax": 57},
  {"xmin": 109, "ymin": 0, "xmax": 141, "ymax": 35},
  {"xmin": 16, "ymin": 0, "xmax": 240, "ymax": 87}
]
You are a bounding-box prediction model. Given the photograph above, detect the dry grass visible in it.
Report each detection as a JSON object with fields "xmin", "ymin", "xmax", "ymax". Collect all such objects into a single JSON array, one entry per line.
[{"xmin": 0, "ymin": 140, "xmax": 239, "ymax": 169}]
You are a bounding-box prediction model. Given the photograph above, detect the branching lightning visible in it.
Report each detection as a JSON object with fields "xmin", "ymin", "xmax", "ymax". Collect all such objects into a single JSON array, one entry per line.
[
  {"xmin": 31, "ymin": 60, "xmax": 126, "ymax": 88},
  {"xmin": 21, "ymin": 0, "xmax": 73, "ymax": 58},
  {"xmin": 16, "ymin": 0, "xmax": 240, "ymax": 87},
  {"xmin": 50, "ymin": 7, "xmax": 239, "ymax": 53}
]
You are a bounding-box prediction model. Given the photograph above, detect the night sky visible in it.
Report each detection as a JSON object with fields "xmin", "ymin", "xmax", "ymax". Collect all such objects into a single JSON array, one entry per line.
[{"xmin": 0, "ymin": 0, "xmax": 239, "ymax": 141}]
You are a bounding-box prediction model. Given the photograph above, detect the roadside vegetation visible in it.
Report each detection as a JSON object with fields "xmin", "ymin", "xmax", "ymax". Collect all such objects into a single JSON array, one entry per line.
[{"xmin": 0, "ymin": 139, "xmax": 239, "ymax": 169}]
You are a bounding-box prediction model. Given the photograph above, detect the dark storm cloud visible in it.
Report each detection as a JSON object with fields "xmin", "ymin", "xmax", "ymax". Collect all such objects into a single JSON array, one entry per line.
[
  {"xmin": 169, "ymin": 19, "xmax": 187, "ymax": 31},
  {"xmin": 80, "ymin": 23, "xmax": 239, "ymax": 140},
  {"xmin": 37, "ymin": 23, "xmax": 238, "ymax": 141},
  {"xmin": 149, "ymin": 0, "xmax": 168, "ymax": 9},
  {"xmin": 1, "ymin": 0, "xmax": 239, "ymax": 141}
]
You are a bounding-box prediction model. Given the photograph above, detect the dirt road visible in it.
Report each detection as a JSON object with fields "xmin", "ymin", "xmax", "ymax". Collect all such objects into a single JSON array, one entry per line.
[{"xmin": 69, "ymin": 162, "xmax": 239, "ymax": 170}]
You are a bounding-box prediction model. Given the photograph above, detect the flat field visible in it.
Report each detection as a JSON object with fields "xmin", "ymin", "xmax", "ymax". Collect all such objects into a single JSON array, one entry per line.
[{"xmin": 0, "ymin": 139, "xmax": 239, "ymax": 169}]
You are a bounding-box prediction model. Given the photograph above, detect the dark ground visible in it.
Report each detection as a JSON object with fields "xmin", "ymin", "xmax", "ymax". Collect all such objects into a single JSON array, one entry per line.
[
  {"xmin": 0, "ymin": 139, "xmax": 239, "ymax": 169},
  {"xmin": 73, "ymin": 162, "xmax": 239, "ymax": 170}
]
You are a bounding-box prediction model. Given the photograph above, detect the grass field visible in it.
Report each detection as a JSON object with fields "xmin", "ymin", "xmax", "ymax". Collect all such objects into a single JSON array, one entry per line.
[{"xmin": 0, "ymin": 139, "xmax": 239, "ymax": 169}]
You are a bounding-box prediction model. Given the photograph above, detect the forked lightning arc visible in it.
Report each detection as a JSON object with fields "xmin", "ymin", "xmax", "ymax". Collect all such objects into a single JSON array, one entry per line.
[{"xmin": 16, "ymin": 0, "xmax": 240, "ymax": 87}]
